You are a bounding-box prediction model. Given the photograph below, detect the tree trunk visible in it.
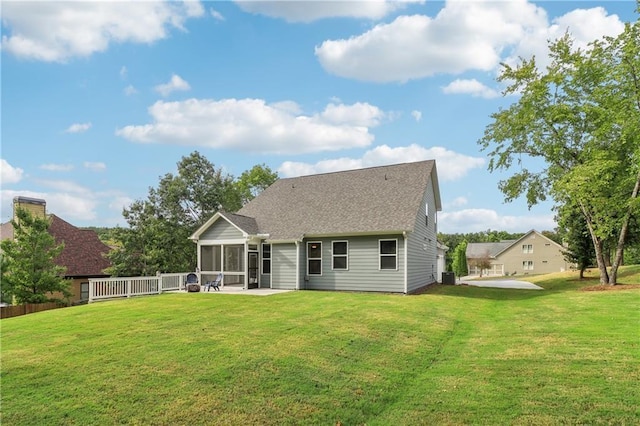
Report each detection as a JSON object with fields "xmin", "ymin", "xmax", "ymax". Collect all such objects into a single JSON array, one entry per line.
[
  {"xmin": 581, "ymin": 202, "xmax": 609, "ymax": 285},
  {"xmin": 609, "ymin": 169, "xmax": 640, "ymax": 285}
]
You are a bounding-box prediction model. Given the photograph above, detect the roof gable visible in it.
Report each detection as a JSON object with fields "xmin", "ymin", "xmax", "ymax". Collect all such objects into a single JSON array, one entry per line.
[
  {"xmin": 236, "ymin": 160, "xmax": 439, "ymax": 241},
  {"xmin": 190, "ymin": 212, "xmax": 258, "ymax": 240}
]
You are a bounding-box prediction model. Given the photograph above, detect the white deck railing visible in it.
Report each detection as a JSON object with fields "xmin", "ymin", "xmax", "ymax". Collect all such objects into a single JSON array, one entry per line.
[{"xmin": 88, "ymin": 272, "xmax": 193, "ymax": 303}]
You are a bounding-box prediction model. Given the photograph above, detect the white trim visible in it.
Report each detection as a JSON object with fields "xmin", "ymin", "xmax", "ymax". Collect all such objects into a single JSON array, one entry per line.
[
  {"xmin": 307, "ymin": 241, "xmax": 323, "ymax": 276},
  {"xmin": 331, "ymin": 240, "xmax": 348, "ymax": 271},
  {"xmin": 295, "ymin": 241, "xmax": 300, "ymax": 290},
  {"xmin": 189, "ymin": 212, "xmax": 249, "ymax": 241},
  {"xmin": 261, "ymin": 243, "xmax": 271, "ymax": 275},
  {"xmin": 379, "ymin": 238, "xmax": 398, "ymax": 271},
  {"xmin": 403, "ymin": 233, "xmax": 408, "ymax": 293}
]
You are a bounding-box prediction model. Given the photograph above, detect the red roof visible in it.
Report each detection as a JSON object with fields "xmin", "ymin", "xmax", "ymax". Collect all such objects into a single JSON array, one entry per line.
[
  {"xmin": 48, "ymin": 215, "xmax": 112, "ymax": 277},
  {"xmin": 1, "ymin": 215, "xmax": 112, "ymax": 278}
]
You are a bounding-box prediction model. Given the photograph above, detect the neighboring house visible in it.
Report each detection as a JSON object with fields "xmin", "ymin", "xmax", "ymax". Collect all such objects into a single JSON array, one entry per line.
[
  {"xmin": 0, "ymin": 197, "xmax": 112, "ymax": 304},
  {"xmin": 466, "ymin": 230, "xmax": 572, "ymax": 276},
  {"xmin": 190, "ymin": 161, "xmax": 442, "ymax": 294}
]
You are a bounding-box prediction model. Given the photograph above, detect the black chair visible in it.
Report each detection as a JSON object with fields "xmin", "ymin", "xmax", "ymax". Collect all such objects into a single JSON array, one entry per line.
[{"xmin": 185, "ymin": 273, "xmax": 200, "ymax": 292}]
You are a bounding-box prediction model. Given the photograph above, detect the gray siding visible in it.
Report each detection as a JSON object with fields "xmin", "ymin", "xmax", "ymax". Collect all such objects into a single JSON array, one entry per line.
[
  {"xmin": 259, "ymin": 273, "xmax": 271, "ymax": 288},
  {"xmin": 271, "ymin": 243, "xmax": 298, "ymax": 290},
  {"xmin": 200, "ymin": 218, "xmax": 244, "ymax": 240},
  {"xmin": 302, "ymin": 236, "xmax": 405, "ymax": 293},
  {"xmin": 406, "ymin": 177, "xmax": 438, "ymax": 292}
]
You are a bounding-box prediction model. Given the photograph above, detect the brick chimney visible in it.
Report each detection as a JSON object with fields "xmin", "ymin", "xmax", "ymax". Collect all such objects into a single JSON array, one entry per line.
[{"xmin": 13, "ymin": 196, "xmax": 46, "ymax": 221}]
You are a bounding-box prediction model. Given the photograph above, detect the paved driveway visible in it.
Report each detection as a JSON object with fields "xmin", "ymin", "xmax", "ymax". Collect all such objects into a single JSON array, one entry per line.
[{"xmin": 462, "ymin": 280, "xmax": 543, "ymax": 290}]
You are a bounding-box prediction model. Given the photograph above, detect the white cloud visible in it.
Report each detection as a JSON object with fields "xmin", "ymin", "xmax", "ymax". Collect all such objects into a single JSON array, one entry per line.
[
  {"xmin": 320, "ymin": 102, "xmax": 385, "ymax": 127},
  {"xmin": 442, "ymin": 79, "xmax": 500, "ymax": 99},
  {"xmin": 447, "ymin": 196, "xmax": 468, "ymax": 208},
  {"xmin": 40, "ymin": 163, "xmax": 74, "ymax": 172},
  {"xmin": 154, "ymin": 74, "xmax": 191, "ymax": 97},
  {"xmin": 438, "ymin": 208, "xmax": 556, "ymax": 233},
  {"xmin": 210, "ymin": 8, "xmax": 225, "ymax": 21},
  {"xmin": 0, "ymin": 159, "xmax": 24, "ymax": 184},
  {"xmin": 235, "ymin": 0, "xmax": 424, "ymax": 23},
  {"xmin": 124, "ymin": 85, "xmax": 138, "ymax": 96},
  {"xmin": 0, "ymin": 189, "xmax": 97, "ymax": 222},
  {"xmin": 1, "ymin": 1, "xmax": 204, "ymax": 62},
  {"xmin": 278, "ymin": 144, "xmax": 484, "ymax": 181},
  {"xmin": 120, "ymin": 65, "xmax": 128, "ymax": 79},
  {"xmin": 315, "ymin": 1, "xmax": 624, "ymax": 83},
  {"xmin": 411, "ymin": 110, "xmax": 422, "ymax": 122},
  {"xmin": 84, "ymin": 162, "xmax": 107, "ymax": 172},
  {"xmin": 65, "ymin": 122, "xmax": 92, "ymax": 133},
  {"xmin": 503, "ymin": 6, "xmax": 625, "ymax": 71},
  {"xmin": 116, "ymin": 98, "xmax": 383, "ymax": 155},
  {"xmin": 108, "ymin": 195, "xmax": 134, "ymax": 213}
]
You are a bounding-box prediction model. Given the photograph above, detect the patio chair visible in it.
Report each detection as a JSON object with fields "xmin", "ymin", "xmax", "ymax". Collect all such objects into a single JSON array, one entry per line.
[
  {"xmin": 185, "ymin": 273, "xmax": 200, "ymax": 292},
  {"xmin": 205, "ymin": 274, "xmax": 223, "ymax": 292}
]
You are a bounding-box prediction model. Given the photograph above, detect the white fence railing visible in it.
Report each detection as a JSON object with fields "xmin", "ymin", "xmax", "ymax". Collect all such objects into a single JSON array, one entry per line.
[{"xmin": 88, "ymin": 272, "xmax": 193, "ymax": 303}]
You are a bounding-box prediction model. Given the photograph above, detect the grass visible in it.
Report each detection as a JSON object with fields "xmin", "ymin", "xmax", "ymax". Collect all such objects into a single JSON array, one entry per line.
[{"xmin": 1, "ymin": 267, "xmax": 639, "ymax": 425}]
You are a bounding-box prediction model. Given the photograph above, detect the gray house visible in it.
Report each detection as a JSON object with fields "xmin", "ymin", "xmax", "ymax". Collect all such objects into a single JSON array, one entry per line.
[{"xmin": 189, "ymin": 160, "xmax": 442, "ymax": 294}]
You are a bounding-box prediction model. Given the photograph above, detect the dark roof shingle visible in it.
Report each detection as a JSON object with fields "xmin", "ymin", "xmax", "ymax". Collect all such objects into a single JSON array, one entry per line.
[{"xmin": 236, "ymin": 160, "xmax": 439, "ymax": 240}]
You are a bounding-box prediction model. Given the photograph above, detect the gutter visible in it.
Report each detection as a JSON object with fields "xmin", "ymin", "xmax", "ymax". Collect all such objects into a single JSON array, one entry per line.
[{"xmin": 403, "ymin": 231, "xmax": 408, "ymax": 294}]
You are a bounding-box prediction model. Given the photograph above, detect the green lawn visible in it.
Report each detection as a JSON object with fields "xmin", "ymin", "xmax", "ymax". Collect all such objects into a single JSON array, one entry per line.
[{"xmin": 2, "ymin": 267, "xmax": 639, "ymax": 425}]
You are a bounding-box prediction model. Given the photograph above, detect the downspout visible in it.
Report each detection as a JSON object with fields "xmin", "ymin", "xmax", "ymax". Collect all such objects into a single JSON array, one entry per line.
[
  {"xmin": 295, "ymin": 240, "xmax": 300, "ymax": 290},
  {"xmin": 244, "ymin": 240, "xmax": 248, "ymax": 290},
  {"xmin": 403, "ymin": 231, "xmax": 408, "ymax": 294}
]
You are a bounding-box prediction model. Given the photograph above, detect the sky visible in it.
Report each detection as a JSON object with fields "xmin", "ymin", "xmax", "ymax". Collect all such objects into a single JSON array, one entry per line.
[{"xmin": 1, "ymin": 0, "xmax": 636, "ymax": 233}]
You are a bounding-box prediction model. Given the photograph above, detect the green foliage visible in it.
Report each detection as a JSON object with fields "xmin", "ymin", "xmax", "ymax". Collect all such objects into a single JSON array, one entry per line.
[
  {"xmin": 236, "ymin": 164, "xmax": 279, "ymax": 205},
  {"xmin": 479, "ymin": 18, "xmax": 640, "ymax": 284},
  {"xmin": 451, "ymin": 240, "xmax": 468, "ymax": 278},
  {"xmin": 107, "ymin": 152, "xmax": 280, "ymax": 276},
  {"xmin": 0, "ymin": 208, "xmax": 70, "ymax": 304},
  {"xmin": 2, "ymin": 269, "xmax": 638, "ymax": 424},
  {"xmin": 556, "ymin": 203, "xmax": 595, "ymax": 277}
]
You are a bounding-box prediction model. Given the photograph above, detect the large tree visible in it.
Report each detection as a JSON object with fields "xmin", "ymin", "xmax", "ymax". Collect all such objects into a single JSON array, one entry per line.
[
  {"xmin": 0, "ymin": 208, "xmax": 70, "ymax": 304},
  {"xmin": 479, "ymin": 17, "xmax": 640, "ymax": 285},
  {"xmin": 107, "ymin": 152, "xmax": 279, "ymax": 276},
  {"xmin": 235, "ymin": 164, "xmax": 279, "ymax": 206}
]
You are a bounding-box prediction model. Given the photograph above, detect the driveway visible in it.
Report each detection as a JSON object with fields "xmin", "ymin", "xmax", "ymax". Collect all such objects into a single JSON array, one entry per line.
[{"xmin": 461, "ymin": 279, "xmax": 543, "ymax": 290}]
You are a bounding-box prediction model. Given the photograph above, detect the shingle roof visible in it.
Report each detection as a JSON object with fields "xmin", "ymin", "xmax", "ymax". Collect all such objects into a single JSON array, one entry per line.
[
  {"xmin": 466, "ymin": 241, "xmax": 515, "ymax": 259},
  {"xmin": 222, "ymin": 212, "xmax": 259, "ymax": 235},
  {"xmin": 1, "ymin": 215, "xmax": 112, "ymax": 277},
  {"xmin": 236, "ymin": 160, "xmax": 439, "ymax": 241},
  {"xmin": 48, "ymin": 215, "xmax": 112, "ymax": 277}
]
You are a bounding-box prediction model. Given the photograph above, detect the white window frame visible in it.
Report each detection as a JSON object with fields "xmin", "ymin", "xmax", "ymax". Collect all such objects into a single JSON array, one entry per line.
[
  {"xmin": 261, "ymin": 243, "xmax": 271, "ymax": 275},
  {"xmin": 307, "ymin": 241, "xmax": 322, "ymax": 276},
  {"xmin": 522, "ymin": 244, "xmax": 533, "ymax": 254},
  {"xmin": 379, "ymin": 239, "xmax": 398, "ymax": 271},
  {"xmin": 332, "ymin": 240, "xmax": 348, "ymax": 270},
  {"xmin": 425, "ymin": 202, "xmax": 429, "ymax": 227},
  {"xmin": 523, "ymin": 260, "xmax": 534, "ymax": 270}
]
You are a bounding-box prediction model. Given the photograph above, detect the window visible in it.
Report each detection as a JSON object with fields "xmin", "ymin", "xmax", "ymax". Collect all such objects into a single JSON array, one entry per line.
[
  {"xmin": 80, "ymin": 282, "xmax": 89, "ymax": 300},
  {"xmin": 379, "ymin": 239, "xmax": 397, "ymax": 270},
  {"xmin": 522, "ymin": 244, "xmax": 533, "ymax": 254},
  {"xmin": 262, "ymin": 243, "xmax": 271, "ymax": 274},
  {"xmin": 523, "ymin": 260, "xmax": 534, "ymax": 270},
  {"xmin": 201, "ymin": 245, "xmax": 222, "ymax": 271},
  {"xmin": 425, "ymin": 202, "xmax": 429, "ymax": 226},
  {"xmin": 307, "ymin": 242, "xmax": 322, "ymax": 275},
  {"xmin": 332, "ymin": 241, "xmax": 348, "ymax": 270}
]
